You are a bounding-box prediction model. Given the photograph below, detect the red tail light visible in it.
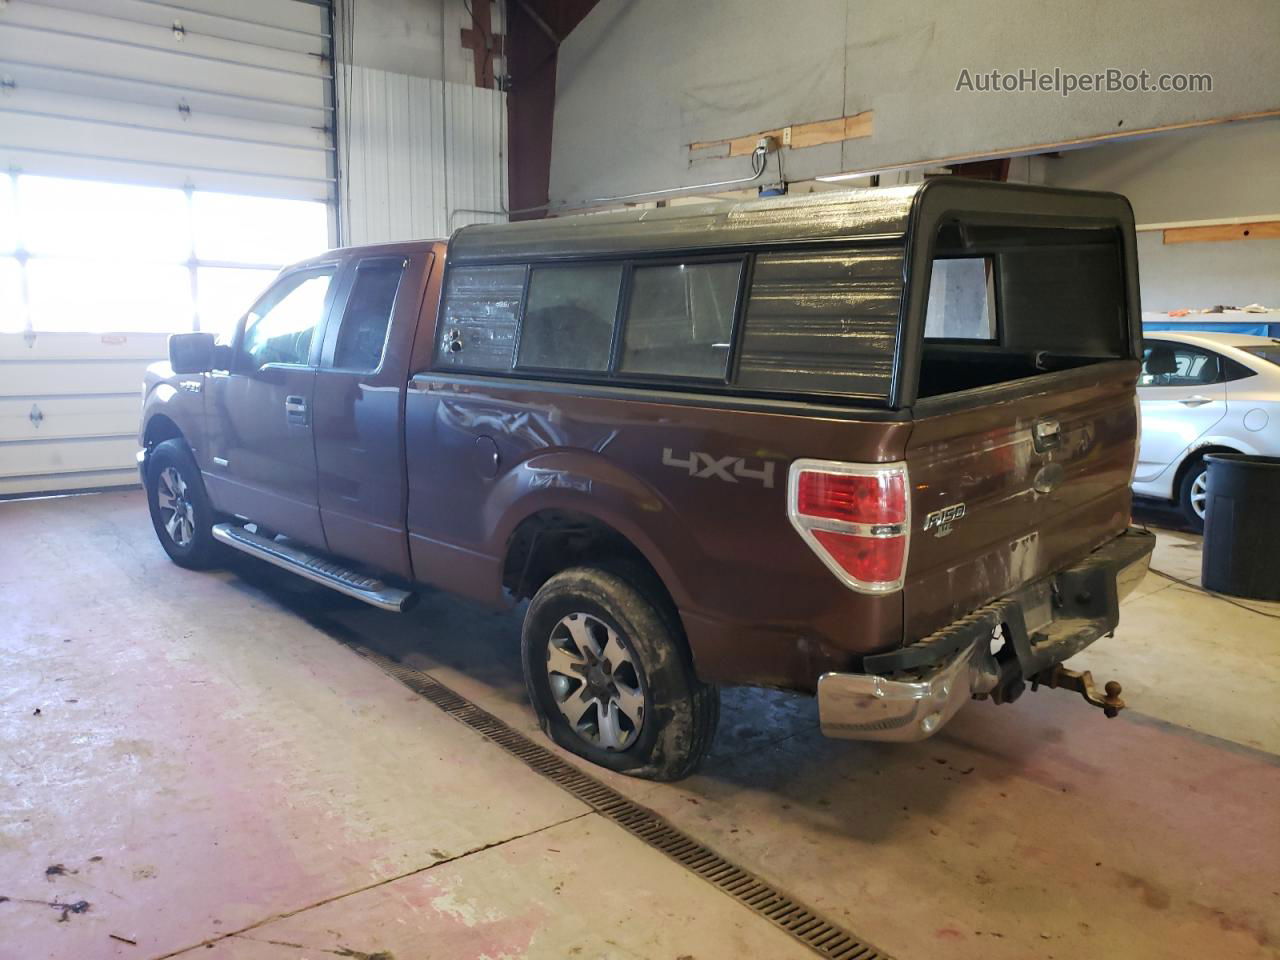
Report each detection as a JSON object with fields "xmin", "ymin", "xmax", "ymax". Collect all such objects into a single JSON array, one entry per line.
[{"xmin": 787, "ymin": 459, "xmax": 910, "ymax": 593}]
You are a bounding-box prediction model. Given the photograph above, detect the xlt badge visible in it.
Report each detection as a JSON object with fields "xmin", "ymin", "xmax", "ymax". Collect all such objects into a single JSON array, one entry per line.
[{"xmin": 923, "ymin": 502, "xmax": 966, "ymax": 537}]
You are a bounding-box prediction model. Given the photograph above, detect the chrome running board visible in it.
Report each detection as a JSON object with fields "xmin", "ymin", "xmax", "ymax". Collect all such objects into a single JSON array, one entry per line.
[{"xmin": 212, "ymin": 523, "xmax": 413, "ymax": 613}]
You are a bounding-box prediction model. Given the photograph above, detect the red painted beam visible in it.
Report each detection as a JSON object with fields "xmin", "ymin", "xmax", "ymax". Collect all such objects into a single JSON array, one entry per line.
[{"xmin": 506, "ymin": 0, "xmax": 599, "ymax": 219}]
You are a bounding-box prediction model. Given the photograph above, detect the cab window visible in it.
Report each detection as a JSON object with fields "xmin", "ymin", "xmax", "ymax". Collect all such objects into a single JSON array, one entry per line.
[
  {"xmin": 241, "ymin": 267, "xmax": 335, "ymax": 368},
  {"xmin": 331, "ymin": 260, "xmax": 405, "ymax": 372}
]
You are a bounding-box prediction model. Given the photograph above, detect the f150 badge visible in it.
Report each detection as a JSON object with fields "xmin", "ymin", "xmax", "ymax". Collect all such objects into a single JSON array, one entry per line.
[
  {"xmin": 923, "ymin": 502, "xmax": 966, "ymax": 537},
  {"xmin": 662, "ymin": 448, "xmax": 776, "ymax": 488}
]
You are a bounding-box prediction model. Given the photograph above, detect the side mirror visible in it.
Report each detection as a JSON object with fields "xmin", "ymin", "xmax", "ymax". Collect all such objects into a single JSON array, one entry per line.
[
  {"xmin": 169, "ymin": 332, "xmax": 216, "ymax": 374},
  {"xmin": 211, "ymin": 343, "xmax": 234, "ymax": 371}
]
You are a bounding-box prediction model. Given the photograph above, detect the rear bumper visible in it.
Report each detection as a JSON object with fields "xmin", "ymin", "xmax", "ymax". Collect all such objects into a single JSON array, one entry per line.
[{"xmin": 817, "ymin": 526, "xmax": 1155, "ymax": 741}]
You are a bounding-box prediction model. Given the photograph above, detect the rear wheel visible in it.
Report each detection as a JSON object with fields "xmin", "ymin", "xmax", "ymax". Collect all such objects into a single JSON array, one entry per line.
[
  {"xmin": 146, "ymin": 439, "xmax": 222, "ymax": 569},
  {"xmin": 521, "ymin": 566, "xmax": 718, "ymax": 781},
  {"xmin": 1178, "ymin": 458, "xmax": 1208, "ymax": 533}
]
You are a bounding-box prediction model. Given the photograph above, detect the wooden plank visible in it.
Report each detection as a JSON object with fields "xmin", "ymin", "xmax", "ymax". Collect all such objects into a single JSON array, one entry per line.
[
  {"xmin": 0, "ymin": 435, "xmax": 138, "ymax": 478},
  {"xmin": 0, "ymin": 395, "xmax": 141, "ymax": 442},
  {"xmin": 0, "ymin": 331, "xmax": 168, "ymax": 361},
  {"xmin": 1163, "ymin": 220, "xmax": 1280, "ymax": 245},
  {"xmin": 1136, "ymin": 214, "xmax": 1280, "ymax": 232},
  {"xmin": 691, "ymin": 110, "xmax": 874, "ymax": 157}
]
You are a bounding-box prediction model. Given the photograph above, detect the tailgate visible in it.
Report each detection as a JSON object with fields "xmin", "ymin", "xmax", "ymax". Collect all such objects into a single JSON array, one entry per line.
[{"xmin": 902, "ymin": 361, "xmax": 1140, "ymax": 641}]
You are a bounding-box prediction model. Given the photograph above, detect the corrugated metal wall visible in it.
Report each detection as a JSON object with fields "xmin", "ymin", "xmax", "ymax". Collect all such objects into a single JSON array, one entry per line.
[{"xmin": 338, "ymin": 64, "xmax": 507, "ymax": 245}]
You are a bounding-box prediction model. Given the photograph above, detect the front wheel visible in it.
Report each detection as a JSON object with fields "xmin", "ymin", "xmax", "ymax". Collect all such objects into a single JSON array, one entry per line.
[
  {"xmin": 1178, "ymin": 458, "xmax": 1208, "ymax": 533},
  {"xmin": 146, "ymin": 438, "xmax": 223, "ymax": 569},
  {"xmin": 521, "ymin": 566, "xmax": 719, "ymax": 781}
]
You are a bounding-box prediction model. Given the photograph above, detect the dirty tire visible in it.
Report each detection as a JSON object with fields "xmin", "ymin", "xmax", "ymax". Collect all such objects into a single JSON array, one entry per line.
[
  {"xmin": 522, "ymin": 565, "xmax": 719, "ymax": 781},
  {"xmin": 1178, "ymin": 457, "xmax": 1208, "ymax": 533},
  {"xmin": 146, "ymin": 438, "xmax": 223, "ymax": 570}
]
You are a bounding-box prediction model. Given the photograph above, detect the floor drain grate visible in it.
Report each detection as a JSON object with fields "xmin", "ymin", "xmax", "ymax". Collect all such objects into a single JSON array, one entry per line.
[{"xmin": 354, "ymin": 645, "xmax": 891, "ymax": 960}]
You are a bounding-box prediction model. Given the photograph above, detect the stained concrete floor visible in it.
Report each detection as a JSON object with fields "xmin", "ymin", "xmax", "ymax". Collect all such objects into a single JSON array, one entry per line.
[{"xmin": 2, "ymin": 489, "xmax": 1277, "ymax": 960}]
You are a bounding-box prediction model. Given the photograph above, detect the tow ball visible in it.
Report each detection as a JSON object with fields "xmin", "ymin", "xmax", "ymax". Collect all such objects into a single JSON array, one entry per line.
[{"xmin": 1029, "ymin": 664, "xmax": 1125, "ymax": 718}]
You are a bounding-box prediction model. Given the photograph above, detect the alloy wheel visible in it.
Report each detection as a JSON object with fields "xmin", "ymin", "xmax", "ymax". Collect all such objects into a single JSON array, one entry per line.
[
  {"xmin": 545, "ymin": 612, "xmax": 646, "ymax": 750},
  {"xmin": 156, "ymin": 466, "xmax": 196, "ymax": 547},
  {"xmin": 1189, "ymin": 470, "xmax": 1208, "ymax": 520}
]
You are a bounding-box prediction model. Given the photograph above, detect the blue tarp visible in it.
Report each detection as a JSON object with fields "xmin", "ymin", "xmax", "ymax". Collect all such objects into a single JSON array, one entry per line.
[{"xmin": 1143, "ymin": 320, "xmax": 1279, "ymax": 338}]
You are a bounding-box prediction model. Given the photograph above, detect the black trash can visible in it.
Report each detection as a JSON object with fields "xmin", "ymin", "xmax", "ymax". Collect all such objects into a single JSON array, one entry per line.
[{"xmin": 1201, "ymin": 454, "xmax": 1280, "ymax": 601}]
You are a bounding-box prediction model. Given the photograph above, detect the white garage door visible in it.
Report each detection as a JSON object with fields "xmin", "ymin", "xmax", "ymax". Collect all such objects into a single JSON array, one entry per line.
[{"xmin": 0, "ymin": 0, "xmax": 335, "ymax": 496}]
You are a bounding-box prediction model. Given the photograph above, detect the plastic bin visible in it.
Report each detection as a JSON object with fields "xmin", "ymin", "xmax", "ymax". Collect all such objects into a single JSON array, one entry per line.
[{"xmin": 1201, "ymin": 454, "xmax": 1280, "ymax": 601}]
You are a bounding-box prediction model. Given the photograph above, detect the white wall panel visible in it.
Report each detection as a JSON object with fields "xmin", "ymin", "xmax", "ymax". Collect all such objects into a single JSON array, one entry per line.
[{"xmin": 339, "ymin": 64, "xmax": 505, "ymax": 245}]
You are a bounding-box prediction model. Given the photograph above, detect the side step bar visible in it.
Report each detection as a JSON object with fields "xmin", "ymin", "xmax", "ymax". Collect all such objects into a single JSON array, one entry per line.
[{"xmin": 211, "ymin": 523, "xmax": 414, "ymax": 613}]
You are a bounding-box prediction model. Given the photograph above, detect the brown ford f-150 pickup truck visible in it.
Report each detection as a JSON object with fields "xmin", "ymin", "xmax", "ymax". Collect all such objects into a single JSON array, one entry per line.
[{"xmin": 139, "ymin": 179, "xmax": 1155, "ymax": 780}]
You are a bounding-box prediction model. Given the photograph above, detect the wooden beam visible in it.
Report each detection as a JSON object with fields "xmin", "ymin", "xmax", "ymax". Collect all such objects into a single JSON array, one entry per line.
[
  {"xmin": 460, "ymin": 0, "xmax": 503, "ymax": 88},
  {"xmin": 690, "ymin": 110, "xmax": 874, "ymax": 157},
  {"xmin": 1163, "ymin": 219, "xmax": 1280, "ymax": 244}
]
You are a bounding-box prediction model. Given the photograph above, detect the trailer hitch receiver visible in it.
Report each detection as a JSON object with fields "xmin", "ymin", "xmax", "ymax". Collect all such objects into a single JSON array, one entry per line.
[{"xmin": 1030, "ymin": 664, "xmax": 1125, "ymax": 718}]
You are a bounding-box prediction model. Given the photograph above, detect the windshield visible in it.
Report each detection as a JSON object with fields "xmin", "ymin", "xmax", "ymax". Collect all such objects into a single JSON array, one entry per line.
[{"xmin": 1240, "ymin": 344, "xmax": 1280, "ymax": 366}]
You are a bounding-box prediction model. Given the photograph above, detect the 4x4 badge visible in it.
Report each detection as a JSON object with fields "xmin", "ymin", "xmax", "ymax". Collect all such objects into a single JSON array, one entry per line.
[
  {"xmin": 662, "ymin": 448, "xmax": 776, "ymax": 488},
  {"xmin": 923, "ymin": 503, "xmax": 966, "ymax": 537}
]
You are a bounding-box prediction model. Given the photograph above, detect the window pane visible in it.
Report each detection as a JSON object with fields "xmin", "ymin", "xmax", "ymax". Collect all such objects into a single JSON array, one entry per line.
[
  {"xmin": 437, "ymin": 265, "xmax": 525, "ymax": 370},
  {"xmin": 333, "ymin": 261, "xmax": 404, "ymax": 371},
  {"xmin": 18, "ymin": 176, "xmax": 188, "ymax": 261},
  {"xmin": 0, "ymin": 177, "xmax": 16, "ymax": 254},
  {"xmin": 197, "ymin": 266, "xmax": 276, "ymax": 338},
  {"xmin": 193, "ymin": 192, "xmax": 328, "ymax": 265},
  {"xmin": 242, "ymin": 269, "xmax": 333, "ymax": 367},
  {"xmin": 924, "ymin": 258, "xmax": 996, "ymax": 339},
  {"xmin": 27, "ymin": 258, "xmax": 192, "ymax": 332},
  {"xmin": 1242, "ymin": 345, "xmax": 1280, "ymax": 367},
  {"xmin": 621, "ymin": 262, "xmax": 739, "ymax": 379},
  {"xmin": 518, "ymin": 264, "xmax": 621, "ymax": 371},
  {"xmin": 0, "ymin": 257, "xmax": 24, "ymax": 332},
  {"xmin": 1141, "ymin": 343, "xmax": 1219, "ymax": 387}
]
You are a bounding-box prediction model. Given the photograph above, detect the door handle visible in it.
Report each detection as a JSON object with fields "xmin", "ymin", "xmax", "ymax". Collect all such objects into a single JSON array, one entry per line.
[
  {"xmin": 1178, "ymin": 395, "xmax": 1213, "ymax": 407},
  {"xmin": 285, "ymin": 395, "xmax": 309, "ymax": 425}
]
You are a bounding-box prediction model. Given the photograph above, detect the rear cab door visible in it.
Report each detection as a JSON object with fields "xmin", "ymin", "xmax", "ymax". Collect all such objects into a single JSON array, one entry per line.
[{"xmin": 312, "ymin": 246, "xmax": 434, "ymax": 579}]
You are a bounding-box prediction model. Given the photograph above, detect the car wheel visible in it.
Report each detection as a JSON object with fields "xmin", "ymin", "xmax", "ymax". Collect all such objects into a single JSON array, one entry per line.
[
  {"xmin": 146, "ymin": 438, "xmax": 223, "ymax": 569},
  {"xmin": 521, "ymin": 565, "xmax": 719, "ymax": 781},
  {"xmin": 1178, "ymin": 457, "xmax": 1208, "ymax": 533}
]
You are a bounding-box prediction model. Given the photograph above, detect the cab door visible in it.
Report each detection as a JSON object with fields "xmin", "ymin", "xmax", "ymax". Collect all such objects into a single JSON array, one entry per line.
[
  {"xmin": 1135, "ymin": 339, "xmax": 1227, "ymax": 483},
  {"xmin": 203, "ymin": 263, "xmax": 339, "ymax": 548},
  {"xmin": 312, "ymin": 252, "xmax": 430, "ymax": 578}
]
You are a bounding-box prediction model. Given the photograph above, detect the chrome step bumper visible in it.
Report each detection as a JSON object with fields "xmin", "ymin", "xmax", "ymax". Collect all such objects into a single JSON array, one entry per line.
[
  {"xmin": 212, "ymin": 523, "xmax": 414, "ymax": 613},
  {"xmin": 817, "ymin": 639, "xmax": 997, "ymax": 742},
  {"xmin": 817, "ymin": 527, "xmax": 1155, "ymax": 742}
]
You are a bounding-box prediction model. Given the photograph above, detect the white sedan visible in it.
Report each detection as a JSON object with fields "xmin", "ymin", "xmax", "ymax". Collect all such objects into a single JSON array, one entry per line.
[{"xmin": 1134, "ymin": 331, "xmax": 1280, "ymax": 530}]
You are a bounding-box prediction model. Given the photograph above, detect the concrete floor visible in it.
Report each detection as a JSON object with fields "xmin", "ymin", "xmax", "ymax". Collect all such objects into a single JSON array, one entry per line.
[{"xmin": 2, "ymin": 490, "xmax": 1277, "ymax": 960}]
